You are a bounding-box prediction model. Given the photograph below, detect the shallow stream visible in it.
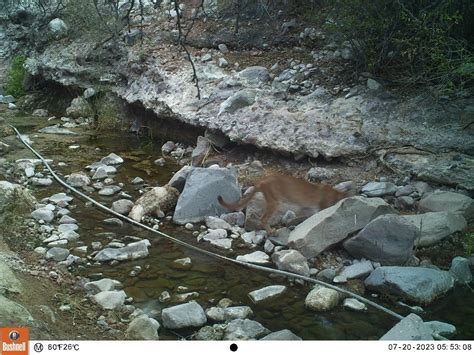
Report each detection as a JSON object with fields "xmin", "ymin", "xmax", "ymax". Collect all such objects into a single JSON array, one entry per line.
[{"xmin": 4, "ymin": 112, "xmax": 473, "ymax": 340}]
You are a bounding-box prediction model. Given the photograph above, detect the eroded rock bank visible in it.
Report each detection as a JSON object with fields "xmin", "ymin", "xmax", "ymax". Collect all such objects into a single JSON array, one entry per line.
[{"xmin": 2, "ymin": 2, "xmax": 472, "ymax": 190}]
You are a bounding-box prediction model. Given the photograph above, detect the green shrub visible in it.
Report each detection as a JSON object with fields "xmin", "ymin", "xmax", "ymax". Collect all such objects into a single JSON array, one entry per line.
[
  {"xmin": 5, "ymin": 55, "xmax": 27, "ymax": 98},
  {"xmin": 325, "ymin": 0, "xmax": 474, "ymax": 91}
]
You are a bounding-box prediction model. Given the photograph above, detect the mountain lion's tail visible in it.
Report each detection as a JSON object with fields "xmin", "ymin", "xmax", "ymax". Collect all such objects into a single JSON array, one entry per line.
[{"xmin": 217, "ymin": 188, "xmax": 259, "ymax": 211}]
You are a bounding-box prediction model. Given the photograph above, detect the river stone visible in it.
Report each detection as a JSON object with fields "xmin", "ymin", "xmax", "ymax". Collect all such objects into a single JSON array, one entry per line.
[
  {"xmin": 338, "ymin": 260, "xmax": 374, "ymax": 281},
  {"xmin": 241, "ymin": 231, "xmax": 265, "ymax": 245},
  {"xmin": 260, "ymin": 329, "xmax": 302, "ymax": 340},
  {"xmin": 93, "ymin": 240, "xmax": 150, "ymax": 262},
  {"xmin": 126, "ymin": 315, "xmax": 160, "ymax": 340},
  {"xmin": 161, "ymin": 301, "xmax": 206, "ymax": 329},
  {"xmin": 100, "ymin": 153, "xmax": 124, "ymax": 165},
  {"xmin": 98, "ymin": 185, "xmax": 121, "ymax": 196},
  {"xmin": 288, "ymin": 196, "xmax": 396, "ymax": 258},
  {"xmin": 236, "ymin": 251, "xmax": 270, "ymax": 265},
  {"xmin": 0, "ymin": 295, "xmax": 35, "ymax": 327},
  {"xmin": 205, "ymin": 216, "xmax": 232, "ymax": 230},
  {"xmin": 58, "ymin": 215, "xmax": 77, "ymax": 224},
  {"xmin": 200, "ymin": 228, "xmax": 227, "ymax": 241},
  {"xmin": 173, "ymin": 168, "xmax": 240, "ymax": 224},
  {"xmin": 402, "ymin": 212, "xmax": 467, "ymax": 247},
  {"xmin": 218, "ymin": 89, "xmax": 256, "ymax": 115},
  {"xmin": 365, "ymin": 267, "xmax": 455, "ymax": 304},
  {"xmin": 129, "ymin": 185, "xmax": 179, "ymax": 222},
  {"xmin": 49, "ymin": 192, "xmax": 73, "ymax": 204},
  {"xmin": 93, "ymin": 290, "xmax": 126, "ymax": 310},
  {"xmin": 31, "ymin": 207, "xmax": 55, "ymax": 222},
  {"xmin": 206, "ymin": 306, "xmax": 253, "ymax": 322},
  {"xmin": 191, "ymin": 136, "xmax": 211, "ymax": 167},
  {"xmin": 271, "ymin": 249, "xmax": 310, "ymax": 277},
  {"xmin": 31, "ymin": 177, "xmax": 53, "ymax": 186},
  {"xmin": 194, "ymin": 325, "xmax": 225, "ymax": 340},
  {"xmin": 424, "ymin": 321, "xmax": 456, "ymax": 338},
  {"xmin": 305, "ymin": 286, "xmax": 341, "ymax": 311},
  {"xmin": 343, "ymin": 298, "xmax": 367, "ymax": 311},
  {"xmin": 66, "ymin": 172, "xmax": 90, "ymax": 187},
  {"xmin": 0, "ymin": 95, "xmax": 15, "ymax": 104},
  {"xmin": 92, "ymin": 166, "xmax": 109, "ymax": 180},
  {"xmin": 103, "ymin": 218, "xmax": 123, "ymax": 227},
  {"xmin": 220, "ymin": 212, "xmax": 245, "ymax": 227},
  {"xmin": 380, "ymin": 313, "xmax": 433, "ymax": 340},
  {"xmin": 58, "ymin": 223, "xmax": 79, "ymax": 233},
  {"xmin": 418, "ymin": 191, "xmax": 474, "ymax": 222},
  {"xmin": 223, "ymin": 319, "xmax": 270, "ymax": 340},
  {"xmin": 248, "ymin": 285, "xmax": 287, "ymax": 304},
  {"xmin": 0, "ymin": 259, "xmax": 22, "ymax": 294},
  {"xmin": 84, "ymin": 278, "xmax": 122, "ymax": 294},
  {"xmin": 361, "ymin": 181, "xmax": 398, "ymax": 197},
  {"xmin": 111, "ymin": 199, "xmax": 134, "ymax": 215},
  {"xmin": 238, "ymin": 66, "xmax": 270, "ymax": 83},
  {"xmin": 449, "ymin": 256, "xmax": 472, "ymax": 284},
  {"xmin": 59, "ymin": 230, "xmax": 79, "ymax": 241},
  {"xmin": 209, "ymin": 238, "xmax": 232, "ymax": 249},
  {"xmin": 46, "ymin": 247, "xmax": 69, "ymax": 261},
  {"xmin": 343, "ymin": 214, "xmax": 418, "ymax": 265}
]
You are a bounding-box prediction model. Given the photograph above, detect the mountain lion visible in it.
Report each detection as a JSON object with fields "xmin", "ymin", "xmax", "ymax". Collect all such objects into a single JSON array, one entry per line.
[{"xmin": 218, "ymin": 174, "xmax": 350, "ymax": 234}]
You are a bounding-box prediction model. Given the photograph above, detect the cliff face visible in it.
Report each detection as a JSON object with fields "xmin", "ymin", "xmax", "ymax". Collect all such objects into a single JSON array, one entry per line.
[{"xmin": 2, "ymin": 6, "xmax": 474, "ymax": 190}]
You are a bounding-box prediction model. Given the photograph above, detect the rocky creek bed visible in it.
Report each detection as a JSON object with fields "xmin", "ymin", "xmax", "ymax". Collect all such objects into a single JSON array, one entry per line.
[
  {"xmin": 0, "ymin": 106, "xmax": 473, "ymax": 341},
  {"xmin": 0, "ymin": 2, "xmax": 473, "ymax": 341}
]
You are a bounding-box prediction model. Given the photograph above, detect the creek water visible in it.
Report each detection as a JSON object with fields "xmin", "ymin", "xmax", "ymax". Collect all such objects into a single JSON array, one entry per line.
[{"xmin": 4, "ymin": 112, "xmax": 473, "ymax": 340}]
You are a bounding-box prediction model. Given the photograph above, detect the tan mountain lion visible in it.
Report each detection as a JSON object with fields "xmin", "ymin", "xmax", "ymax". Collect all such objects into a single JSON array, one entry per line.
[{"xmin": 218, "ymin": 174, "xmax": 350, "ymax": 234}]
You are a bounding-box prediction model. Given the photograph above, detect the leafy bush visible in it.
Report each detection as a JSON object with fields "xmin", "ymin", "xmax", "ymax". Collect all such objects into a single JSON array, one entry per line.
[
  {"xmin": 325, "ymin": 0, "xmax": 474, "ymax": 91},
  {"xmin": 5, "ymin": 55, "xmax": 27, "ymax": 98}
]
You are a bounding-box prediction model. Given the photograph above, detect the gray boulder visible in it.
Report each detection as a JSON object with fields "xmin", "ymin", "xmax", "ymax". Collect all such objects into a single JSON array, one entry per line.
[
  {"xmin": 0, "ymin": 295, "xmax": 35, "ymax": 327},
  {"xmin": 173, "ymin": 168, "xmax": 241, "ymax": 224},
  {"xmin": 0, "ymin": 95, "xmax": 15, "ymax": 104},
  {"xmin": 93, "ymin": 240, "xmax": 150, "ymax": 262},
  {"xmin": 218, "ymin": 89, "xmax": 256, "ymax": 115},
  {"xmin": 419, "ymin": 191, "xmax": 474, "ymax": 222},
  {"xmin": 168, "ymin": 166, "xmax": 193, "ymax": 192},
  {"xmin": 271, "ymin": 249, "xmax": 310, "ymax": 277},
  {"xmin": 424, "ymin": 320, "xmax": 456, "ymax": 338},
  {"xmin": 161, "ymin": 301, "xmax": 207, "ymax": 329},
  {"xmin": 449, "ymin": 256, "xmax": 472, "ymax": 284},
  {"xmin": 93, "ymin": 290, "xmax": 126, "ymax": 310},
  {"xmin": 0, "ymin": 259, "xmax": 22, "ymax": 294},
  {"xmin": 261, "ymin": 329, "xmax": 302, "ymax": 340},
  {"xmin": 288, "ymin": 196, "xmax": 396, "ymax": 258},
  {"xmin": 100, "ymin": 153, "xmax": 124, "ymax": 165},
  {"xmin": 343, "ymin": 214, "xmax": 418, "ymax": 265},
  {"xmin": 126, "ymin": 315, "xmax": 160, "ymax": 340},
  {"xmin": 48, "ymin": 192, "xmax": 73, "ymax": 204},
  {"xmin": 403, "ymin": 212, "xmax": 467, "ymax": 247},
  {"xmin": 380, "ymin": 313, "xmax": 433, "ymax": 340},
  {"xmin": 223, "ymin": 319, "xmax": 270, "ymax": 340},
  {"xmin": 365, "ymin": 267, "xmax": 455, "ymax": 304}
]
